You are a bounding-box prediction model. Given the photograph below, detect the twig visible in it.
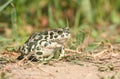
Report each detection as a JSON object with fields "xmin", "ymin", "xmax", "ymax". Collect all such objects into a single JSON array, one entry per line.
[
  {"xmin": 65, "ymin": 48, "xmax": 81, "ymax": 54},
  {"xmin": 93, "ymin": 49, "xmax": 108, "ymax": 58}
]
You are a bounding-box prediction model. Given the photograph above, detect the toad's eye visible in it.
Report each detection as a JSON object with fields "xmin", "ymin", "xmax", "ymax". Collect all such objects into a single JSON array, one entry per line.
[{"xmin": 58, "ymin": 31, "xmax": 63, "ymax": 35}]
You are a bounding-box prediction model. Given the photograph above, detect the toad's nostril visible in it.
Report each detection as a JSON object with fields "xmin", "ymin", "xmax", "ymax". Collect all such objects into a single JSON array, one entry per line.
[{"xmin": 61, "ymin": 35, "xmax": 64, "ymax": 37}]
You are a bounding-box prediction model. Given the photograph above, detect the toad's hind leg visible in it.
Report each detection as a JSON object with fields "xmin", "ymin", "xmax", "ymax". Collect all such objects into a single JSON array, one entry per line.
[
  {"xmin": 44, "ymin": 52, "xmax": 54, "ymax": 61},
  {"xmin": 34, "ymin": 48, "xmax": 54, "ymax": 62}
]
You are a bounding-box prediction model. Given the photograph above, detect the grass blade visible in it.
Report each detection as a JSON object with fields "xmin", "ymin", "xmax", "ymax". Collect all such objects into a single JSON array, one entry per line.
[{"xmin": 0, "ymin": 0, "xmax": 13, "ymax": 12}]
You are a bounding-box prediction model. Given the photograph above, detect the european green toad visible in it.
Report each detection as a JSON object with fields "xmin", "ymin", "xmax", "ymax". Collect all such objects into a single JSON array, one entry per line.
[{"xmin": 18, "ymin": 27, "xmax": 70, "ymax": 61}]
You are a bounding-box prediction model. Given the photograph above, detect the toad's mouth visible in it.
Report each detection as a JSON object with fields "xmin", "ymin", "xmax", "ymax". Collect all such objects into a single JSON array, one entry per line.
[{"xmin": 55, "ymin": 38, "xmax": 69, "ymax": 44}]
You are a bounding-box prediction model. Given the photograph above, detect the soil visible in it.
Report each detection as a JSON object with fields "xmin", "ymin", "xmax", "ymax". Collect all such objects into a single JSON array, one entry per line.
[
  {"xmin": 1, "ymin": 44, "xmax": 120, "ymax": 79},
  {"xmin": 0, "ymin": 60, "xmax": 120, "ymax": 79}
]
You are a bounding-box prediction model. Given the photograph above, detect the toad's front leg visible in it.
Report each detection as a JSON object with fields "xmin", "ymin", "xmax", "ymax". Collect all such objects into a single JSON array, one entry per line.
[{"xmin": 59, "ymin": 46, "xmax": 65, "ymax": 58}]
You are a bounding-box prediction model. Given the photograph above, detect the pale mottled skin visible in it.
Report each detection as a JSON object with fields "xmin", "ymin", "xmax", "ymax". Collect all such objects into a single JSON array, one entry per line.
[{"xmin": 18, "ymin": 27, "xmax": 70, "ymax": 61}]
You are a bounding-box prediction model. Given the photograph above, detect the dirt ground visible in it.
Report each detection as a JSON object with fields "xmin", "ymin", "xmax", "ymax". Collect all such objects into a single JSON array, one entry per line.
[
  {"xmin": 0, "ymin": 60, "xmax": 120, "ymax": 79},
  {"xmin": 1, "ymin": 44, "xmax": 120, "ymax": 79}
]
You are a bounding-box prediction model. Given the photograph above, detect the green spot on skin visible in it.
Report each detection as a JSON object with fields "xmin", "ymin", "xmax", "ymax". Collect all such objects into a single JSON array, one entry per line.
[
  {"xmin": 50, "ymin": 35, "xmax": 53, "ymax": 39},
  {"xmin": 39, "ymin": 36, "xmax": 43, "ymax": 39},
  {"xmin": 44, "ymin": 31, "xmax": 48, "ymax": 35},
  {"xmin": 36, "ymin": 52, "xmax": 43, "ymax": 55},
  {"xmin": 44, "ymin": 42, "xmax": 49, "ymax": 46},
  {"xmin": 50, "ymin": 32, "xmax": 54, "ymax": 35},
  {"xmin": 54, "ymin": 35, "xmax": 58, "ymax": 38},
  {"xmin": 29, "ymin": 42, "xmax": 34, "ymax": 46},
  {"xmin": 58, "ymin": 31, "xmax": 63, "ymax": 35},
  {"xmin": 45, "ymin": 36, "xmax": 48, "ymax": 39},
  {"xmin": 37, "ymin": 47, "xmax": 41, "ymax": 50}
]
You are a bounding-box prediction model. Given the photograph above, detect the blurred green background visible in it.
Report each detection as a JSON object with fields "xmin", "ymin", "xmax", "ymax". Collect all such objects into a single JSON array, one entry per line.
[{"xmin": 0, "ymin": 0, "xmax": 120, "ymax": 51}]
